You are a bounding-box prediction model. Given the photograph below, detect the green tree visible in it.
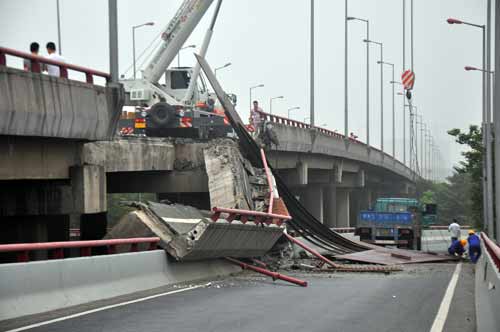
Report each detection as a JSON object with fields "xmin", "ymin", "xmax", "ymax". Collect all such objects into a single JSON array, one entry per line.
[{"xmin": 447, "ymin": 125, "xmax": 483, "ymax": 228}]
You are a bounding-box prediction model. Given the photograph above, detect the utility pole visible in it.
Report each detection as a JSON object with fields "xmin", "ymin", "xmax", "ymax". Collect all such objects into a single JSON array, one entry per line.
[
  {"xmin": 486, "ymin": 0, "xmax": 495, "ymax": 238},
  {"xmin": 494, "ymin": 0, "xmax": 500, "ymax": 240},
  {"xmin": 310, "ymin": 0, "xmax": 315, "ymax": 126},
  {"xmin": 344, "ymin": 0, "xmax": 348, "ymax": 136},
  {"xmin": 108, "ymin": 0, "xmax": 119, "ymax": 82}
]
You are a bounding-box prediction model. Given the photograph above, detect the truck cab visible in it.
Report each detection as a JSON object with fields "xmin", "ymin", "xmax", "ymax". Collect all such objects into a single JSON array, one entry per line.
[{"xmin": 355, "ymin": 198, "xmax": 421, "ymax": 249}]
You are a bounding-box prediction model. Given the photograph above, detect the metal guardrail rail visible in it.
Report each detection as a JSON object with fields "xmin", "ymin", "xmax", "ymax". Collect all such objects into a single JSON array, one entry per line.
[
  {"xmin": 0, "ymin": 237, "xmax": 160, "ymax": 262},
  {"xmin": 0, "ymin": 46, "xmax": 110, "ymax": 84},
  {"xmin": 481, "ymin": 232, "xmax": 500, "ymax": 272}
]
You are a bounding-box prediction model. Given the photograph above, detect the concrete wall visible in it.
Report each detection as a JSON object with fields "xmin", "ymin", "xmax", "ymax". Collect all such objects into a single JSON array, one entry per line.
[
  {"xmin": 0, "ymin": 66, "xmax": 123, "ymax": 140},
  {"xmin": 0, "ymin": 250, "xmax": 240, "ymax": 321},
  {"xmin": 475, "ymin": 241, "xmax": 500, "ymax": 332}
]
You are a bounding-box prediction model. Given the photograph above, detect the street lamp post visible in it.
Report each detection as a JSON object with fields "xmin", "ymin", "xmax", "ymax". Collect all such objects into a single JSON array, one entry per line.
[
  {"xmin": 177, "ymin": 44, "xmax": 196, "ymax": 67},
  {"xmin": 365, "ymin": 39, "xmax": 384, "ymax": 152},
  {"xmin": 270, "ymin": 96, "xmax": 284, "ymax": 114},
  {"xmin": 396, "ymin": 86, "xmax": 406, "ymax": 165},
  {"xmin": 287, "ymin": 106, "xmax": 300, "ymax": 119},
  {"xmin": 249, "ymin": 84, "xmax": 264, "ymax": 112},
  {"xmin": 347, "ymin": 16, "xmax": 370, "ymax": 146},
  {"xmin": 447, "ymin": 17, "xmax": 493, "ymax": 236},
  {"xmin": 132, "ymin": 22, "xmax": 155, "ymax": 79},
  {"xmin": 214, "ymin": 62, "xmax": 232, "ymax": 77},
  {"xmin": 380, "ymin": 62, "xmax": 395, "ymax": 158}
]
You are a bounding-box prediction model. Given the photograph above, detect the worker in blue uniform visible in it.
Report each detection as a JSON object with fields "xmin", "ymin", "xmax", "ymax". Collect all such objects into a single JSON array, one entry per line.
[
  {"xmin": 467, "ymin": 230, "xmax": 481, "ymax": 263},
  {"xmin": 448, "ymin": 239, "xmax": 466, "ymax": 257}
]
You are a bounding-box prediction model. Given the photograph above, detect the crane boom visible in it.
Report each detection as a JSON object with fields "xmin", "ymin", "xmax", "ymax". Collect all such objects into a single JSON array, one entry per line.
[{"xmin": 142, "ymin": 0, "xmax": 214, "ymax": 83}]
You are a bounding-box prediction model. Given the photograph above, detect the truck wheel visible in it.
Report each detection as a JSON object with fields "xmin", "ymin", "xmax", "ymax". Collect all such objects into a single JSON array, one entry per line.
[{"xmin": 148, "ymin": 102, "xmax": 176, "ymax": 127}]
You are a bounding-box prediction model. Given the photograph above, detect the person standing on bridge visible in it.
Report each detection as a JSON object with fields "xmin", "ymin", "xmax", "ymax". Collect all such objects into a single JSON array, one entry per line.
[
  {"xmin": 448, "ymin": 219, "xmax": 461, "ymax": 244},
  {"xmin": 23, "ymin": 42, "xmax": 42, "ymax": 71},
  {"xmin": 467, "ymin": 230, "xmax": 481, "ymax": 263},
  {"xmin": 250, "ymin": 100, "xmax": 264, "ymax": 135},
  {"xmin": 45, "ymin": 42, "xmax": 65, "ymax": 77}
]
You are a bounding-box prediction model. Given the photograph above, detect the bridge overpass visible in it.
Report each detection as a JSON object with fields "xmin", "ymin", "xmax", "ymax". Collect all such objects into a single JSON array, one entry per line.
[{"xmin": 1, "ymin": 46, "xmax": 415, "ymax": 246}]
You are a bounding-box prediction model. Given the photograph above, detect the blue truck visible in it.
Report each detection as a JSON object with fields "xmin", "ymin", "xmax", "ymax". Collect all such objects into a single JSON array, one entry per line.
[{"xmin": 355, "ymin": 198, "xmax": 424, "ymax": 249}]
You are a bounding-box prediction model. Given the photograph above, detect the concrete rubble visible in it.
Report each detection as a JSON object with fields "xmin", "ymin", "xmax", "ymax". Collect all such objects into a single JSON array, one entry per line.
[{"xmin": 106, "ymin": 142, "xmax": 283, "ymax": 261}]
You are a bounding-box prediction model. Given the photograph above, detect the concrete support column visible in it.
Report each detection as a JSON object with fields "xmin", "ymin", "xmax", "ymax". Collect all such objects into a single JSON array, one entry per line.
[
  {"xmin": 336, "ymin": 189, "xmax": 350, "ymax": 227},
  {"xmin": 296, "ymin": 162, "xmax": 308, "ymax": 185},
  {"xmin": 301, "ymin": 185, "xmax": 323, "ymax": 223},
  {"xmin": 71, "ymin": 165, "xmax": 107, "ymax": 214},
  {"xmin": 323, "ymin": 185, "xmax": 337, "ymax": 228},
  {"xmin": 349, "ymin": 191, "xmax": 361, "ymax": 228}
]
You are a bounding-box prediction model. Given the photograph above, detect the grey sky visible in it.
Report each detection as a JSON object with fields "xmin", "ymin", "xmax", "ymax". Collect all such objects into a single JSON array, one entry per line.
[{"xmin": 0, "ymin": 0, "xmax": 489, "ymax": 178}]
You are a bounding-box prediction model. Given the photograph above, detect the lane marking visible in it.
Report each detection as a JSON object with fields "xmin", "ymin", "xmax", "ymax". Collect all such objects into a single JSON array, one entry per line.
[
  {"xmin": 5, "ymin": 283, "xmax": 208, "ymax": 332},
  {"xmin": 429, "ymin": 263, "xmax": 462, "ymax": 332}
]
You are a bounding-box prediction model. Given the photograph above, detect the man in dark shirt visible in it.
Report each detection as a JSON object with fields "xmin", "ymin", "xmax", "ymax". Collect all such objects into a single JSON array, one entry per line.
[{"xmin": 23, "ymin": 42, "xmax": 40, "ymax": 71}]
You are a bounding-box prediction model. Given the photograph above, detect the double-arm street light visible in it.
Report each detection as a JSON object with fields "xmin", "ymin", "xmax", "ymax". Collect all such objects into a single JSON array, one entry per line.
[
  {"xmin": 347, "ymin": 16, "xmax": 370, "ymax": 146},
  {"xmin": 287, "ymin": 106, "xmax": 300, "ymax": 119},
  {"xmin": 365, "ymin": 39, "xmax": 384, "ymax": 152},
  {"xmin": 270, "ymin": 96, "xmax": 284, "ymax": 114},
  {"xmin": 178, "ymin": 44, "xmax": 196, "ymax": 67},
  {"xmin": 447, "ymin": 17, "xmax": 494, "ymax": 236},
  {"xmin": 132, "ymin": 21, "xmax": 155, "ymax": 79},
  {"xmin": 249, "ymin": 84, "xmax": 264, "ymax": 111},
  {"xmin": 380, "ymin": 61, "xmax": 396, "ymax": 158},
  {"xmin": 215, "ymin": 62, "xmax": 232, "ymax": 77}
]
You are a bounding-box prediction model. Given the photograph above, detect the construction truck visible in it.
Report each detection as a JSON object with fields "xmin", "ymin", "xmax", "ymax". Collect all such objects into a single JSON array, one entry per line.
[
  {"xmin": 355, "ymin": 198, "xmax": 437, "ymax": 250},
  {"xmin": 118, "ymin": 0, "xmax": 233, "ymax": 139}
]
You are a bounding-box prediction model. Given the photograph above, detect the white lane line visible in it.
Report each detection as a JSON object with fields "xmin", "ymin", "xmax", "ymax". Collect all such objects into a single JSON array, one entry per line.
[
  {"xmin": 6, "ymin": 283, "xmax": 208, "ymax": 332},
  {"xmin": 429, "ymin": 263, "xmax": 462, "ymax": 332}
]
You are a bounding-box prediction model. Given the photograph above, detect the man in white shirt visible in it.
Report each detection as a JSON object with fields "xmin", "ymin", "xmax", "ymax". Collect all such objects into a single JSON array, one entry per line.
[
  {"xmin": 448, "ymin": 219, "xmax": 461, "ymax": 244},
  {"xmin": 45, "ymin": 42, "xmax": 65, "ymax": 77}
]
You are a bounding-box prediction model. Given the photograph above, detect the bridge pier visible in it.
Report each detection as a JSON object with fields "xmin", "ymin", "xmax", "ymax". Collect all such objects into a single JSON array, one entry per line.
[
  {"xmin": 336, "ymin": 189, "xmax": 350, "ymax": 227},
  {"xmin": 323, "ymin": 185, "xmax": 337, "ymax": 228}
]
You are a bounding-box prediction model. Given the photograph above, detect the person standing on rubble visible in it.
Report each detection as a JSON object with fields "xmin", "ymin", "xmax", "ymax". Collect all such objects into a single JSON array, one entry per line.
[{"xmin": 249, "ymin": 100, "xmax": 264, "ymax": 134}]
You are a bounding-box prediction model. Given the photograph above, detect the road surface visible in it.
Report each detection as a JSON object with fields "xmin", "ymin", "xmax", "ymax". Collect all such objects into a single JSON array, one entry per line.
[{"xmin": 2, "ymin": 262, "xmax": 475, "ymax": 332}]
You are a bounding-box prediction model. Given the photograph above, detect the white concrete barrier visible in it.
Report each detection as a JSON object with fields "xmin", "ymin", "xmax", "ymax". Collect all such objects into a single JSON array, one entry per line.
[
  {"xmin": 0, "ymin": 250, "xmax": 240, "ymax": 321},
  {"xmin": 475, "ymin": 238, "xmax": 500, "ymax": 332}
]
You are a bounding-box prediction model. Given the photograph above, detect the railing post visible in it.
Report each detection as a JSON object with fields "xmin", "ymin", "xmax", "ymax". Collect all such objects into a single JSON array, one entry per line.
[
  {"xmin": 148, "ymin": 242, "xmax": 157, "ymax": 251},
  {"xmin": 130, "ymin": 243, "xmax": 138, "ymax": 252},
  {"xmin": 85, "ymin": 73, "xmax": 94, "ymax": 84},
  {"xmin": 59, "ymin": 66, "xmax": 68, "ymax": 79},
  {"xmin": 80, "ymin": 247, "xmax": 91, "ymax": 256},
  {"xmin": 108, "ymin": 245, "xmax": 116, "ymax": 255},
  {"xmin": 17, "ymin": 251, "xmax": 29, "ymax": 262}
]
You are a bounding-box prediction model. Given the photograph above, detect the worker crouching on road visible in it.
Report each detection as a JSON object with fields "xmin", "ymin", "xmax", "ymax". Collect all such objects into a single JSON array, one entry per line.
[
  {"xmin": 467, "ymin": 230, "xmax": 481, "ymax": 263},
  {"xmin": 448, "ymin": 239, "xmax": 466, "ymax": 257}
]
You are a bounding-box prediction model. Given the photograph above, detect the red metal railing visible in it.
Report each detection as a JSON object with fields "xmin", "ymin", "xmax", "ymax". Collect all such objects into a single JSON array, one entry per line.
[
  {"xmin": 0, "ymin": 46, "xmax": 110, "ymax": 84},
  {"xmin": 225, "ymin": 257, "xmax": 307, "ymax": 287},
  {"xmin": 211, "ymin": 207, "xmax": 291, "ymax": 226},
  {"xmin": 481, "ymin": 232, "xmax": 500, "ymax": 272},
  {"xmin": 0, "ymin": 237, "xmax": 160, "ymax": 263},
  {"xmin": 260, "ymin": 149, "xmax": 275, "ymax": 214}
]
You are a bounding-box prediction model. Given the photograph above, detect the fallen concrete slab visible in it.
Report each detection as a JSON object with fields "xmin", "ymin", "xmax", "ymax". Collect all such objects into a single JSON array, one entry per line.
[
  {"xmin": 106, "ymin": 202, "xmax": 285, "ymax": 261},
  {"xmin": 336, "ymin": 248, "xmax": 457, "ymax": 265}
]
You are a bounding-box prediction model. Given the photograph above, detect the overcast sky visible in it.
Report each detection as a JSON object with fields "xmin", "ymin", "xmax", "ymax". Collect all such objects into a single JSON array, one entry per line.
[{"xmin": 0, "ymin": 0, "xmax": 489, "ymax": 178}]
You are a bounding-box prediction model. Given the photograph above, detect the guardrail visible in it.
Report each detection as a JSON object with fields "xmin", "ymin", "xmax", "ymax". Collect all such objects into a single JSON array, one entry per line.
[
  {"xmin": 256, "ymin": 110, "xmax": 408, "ymax": 164},
  {"xmin": 256, "ymin": 110, "xmax": 360, "ymax": 142},
  {"xmin": 211, "ymin": 207, "xmax": 291, "ymax": 226},
  {"xmin": 481, "ymin": 232, "xmax": 500, "ymax": 272},
  {"xmin": 0, "ymin": 46, "xmax": 110, "ymax": 84},
  {"xmin": 0, "ymin": 237, "xmax": 160, "ymax": 263}
]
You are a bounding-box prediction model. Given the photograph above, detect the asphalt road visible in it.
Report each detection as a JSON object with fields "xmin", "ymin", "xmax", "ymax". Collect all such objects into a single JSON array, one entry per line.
[{"xmin": 9, "ymin": 263, "xmax": 475, "ymax": 332}]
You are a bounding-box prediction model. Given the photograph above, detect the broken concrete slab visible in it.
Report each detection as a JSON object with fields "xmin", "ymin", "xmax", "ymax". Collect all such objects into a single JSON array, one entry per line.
[{"xmin": 106, "ymin": 202, "xmax": 284, "ymax": 261}]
